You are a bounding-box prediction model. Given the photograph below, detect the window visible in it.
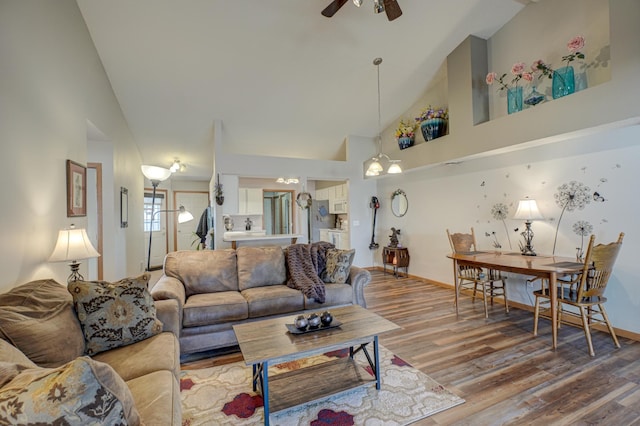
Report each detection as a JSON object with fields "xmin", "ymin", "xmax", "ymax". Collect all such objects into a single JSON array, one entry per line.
[{"xmin": 143, "ymin": 193, "xmax": 164, "ymax": 232}]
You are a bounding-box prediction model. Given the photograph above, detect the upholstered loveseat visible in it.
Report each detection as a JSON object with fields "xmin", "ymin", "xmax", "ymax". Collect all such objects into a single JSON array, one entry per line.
[
  {"xmin": 151, "ymin": 245, "xmax": 371, "ymax": 355},
  {"xmin": 0, "ymin": 277, "xmax": 181, "ymax": 425}
]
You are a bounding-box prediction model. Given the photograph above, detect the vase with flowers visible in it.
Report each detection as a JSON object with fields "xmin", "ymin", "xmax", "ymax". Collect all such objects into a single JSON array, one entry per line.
[
  {"xmin": 414, "ymin": 106, "xmax": 448, "ymax": 141},
  {"xmin": 486, "ymin": 62, "xmax": 533, "ymax": 114},
  {"xmin": 533, "ymin": 35, "xmax": 586, "ymax": 99},
  {"xmin": 395, "ymin": 119, "xmax": 416, "ymax": 150}
]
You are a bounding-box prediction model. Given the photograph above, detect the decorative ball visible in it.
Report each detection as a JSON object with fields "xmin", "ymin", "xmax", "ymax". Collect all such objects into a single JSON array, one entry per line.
[
  {"xmin": 320, "ymin": 311, "xmax": 333, "ymax": 326},
  {"xmin": 307, "ymin": 313, "xmax": 321, "ymax": 328},
  {"xmin": 294, "ymin": 315, "xmax": 308, "ymax": 331}
]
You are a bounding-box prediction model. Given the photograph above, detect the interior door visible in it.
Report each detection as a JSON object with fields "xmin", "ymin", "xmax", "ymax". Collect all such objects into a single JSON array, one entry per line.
[
  {"xmin": 175, "ymin": 191, "xmax": 210, "ymax": 251},
  {"xmin": 144, "ymin": 190, "xmax": 167, "ymax": 270}
]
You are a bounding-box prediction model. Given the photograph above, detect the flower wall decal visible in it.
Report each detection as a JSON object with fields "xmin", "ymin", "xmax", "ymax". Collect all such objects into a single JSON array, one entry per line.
[
  {"xmin": 573, "ymin": 220, "xmax": 593, "ymax": 261},
  {"xmin": 553, "ymin": 180, "xmax": 591, "ymax": 255},
  {"xmin": 491, "ymin": 203, "xmax": 512, "ymax": 249}
]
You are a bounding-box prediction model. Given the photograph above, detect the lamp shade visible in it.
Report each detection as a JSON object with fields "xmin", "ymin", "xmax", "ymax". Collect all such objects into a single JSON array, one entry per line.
[
  {"xmin": 141, "ymin": 165, "xmax": 171, "ymax": 183},
  {"xmin": 177, "ymin": 206, "xmax": 194, "ymax": 223},
  {"xmin": 49, "ymin": 227, "xmax": 100, "ymax": 262},
  {"xmin": 366, "ymin": 159, "xmax": 383, "ymax": 176},
  {"xmin": 387, "ymin": 162, "xmax": 402, "ymax": 174},
  {"xmin": 513, "ymin": 198, "xmax": 544, "ymax": 221}
]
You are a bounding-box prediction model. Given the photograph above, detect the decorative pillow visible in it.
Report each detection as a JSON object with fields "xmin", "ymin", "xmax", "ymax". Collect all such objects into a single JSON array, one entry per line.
[
  {"xmin": 0, "ymin": 279, "xmax": 85, "ymax": 367},
  {"xmin": 68, "ymin": 274, "xmax": 163, "ymax": 356},
  {"xmin": 323, "ymin": 249, "xmax": 355, "ymax": 284},
  {"xmin": 0, "ymin": 356, "xmax": 140, "ymax": 425}
]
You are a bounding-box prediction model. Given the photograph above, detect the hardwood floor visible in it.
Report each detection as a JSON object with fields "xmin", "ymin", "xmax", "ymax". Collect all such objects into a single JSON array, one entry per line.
[{"xmin": 182, "ymin": 270, "xmax": 640, "ymax": 425}]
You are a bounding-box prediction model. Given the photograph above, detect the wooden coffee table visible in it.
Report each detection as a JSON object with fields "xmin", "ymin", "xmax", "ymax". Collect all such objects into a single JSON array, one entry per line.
[{"xmin": 232, "ymin": 304, "xmax": 400, "ymax": 426}]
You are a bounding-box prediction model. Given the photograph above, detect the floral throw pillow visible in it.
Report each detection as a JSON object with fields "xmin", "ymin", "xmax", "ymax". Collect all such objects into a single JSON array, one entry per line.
[
  {"xmin": 0, "ymin": 356, "xmax": 140, "ymax": 425},
  {"xmin": 68, "ymin": 274, "xmax": 163, "ymax": 356},
  {"xmin": 323, "ymin": 249, "xmax": 355, "ymax": 284}
]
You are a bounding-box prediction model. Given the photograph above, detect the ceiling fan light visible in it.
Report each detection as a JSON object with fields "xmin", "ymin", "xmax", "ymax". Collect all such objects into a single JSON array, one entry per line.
[{"xmin": 353, "ymin": 0, "xmax": 363, "ymax": 7}]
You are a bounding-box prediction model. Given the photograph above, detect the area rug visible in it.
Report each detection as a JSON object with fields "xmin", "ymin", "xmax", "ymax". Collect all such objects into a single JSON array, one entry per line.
[{"xmin": 180, "ymin": 345, "xmax": 464, "ymax": 425}]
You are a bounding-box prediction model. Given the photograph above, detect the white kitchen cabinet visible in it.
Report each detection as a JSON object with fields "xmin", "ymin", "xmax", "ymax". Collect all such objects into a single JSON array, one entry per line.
[
  {"xmin": 319, "ymin": 229, "xmax": 330, "ymax": 243},
  {"xmin": 328, "ymin": 183, "xmax": 348, "ymax": 214},
  {"xmin": 327, "ymin": 230, "xmax": 350, "ymax": 249},
  {"xmin": 238, "ymin": 188, "xmax": 263, "ymax": 215},
  {"xmin": 315, "ymin": 188, "xmax": 329, "ymax": 201}
]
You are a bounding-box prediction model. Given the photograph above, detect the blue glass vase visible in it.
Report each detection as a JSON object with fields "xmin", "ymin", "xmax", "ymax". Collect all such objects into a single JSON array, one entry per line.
[
  {"xmin": 420, "ymin": 118, "xmax": 447, "ymax": 141},
  {"xmin": 552, "ymin": 65, "xmax": 575, "ymax": 99},
  {"xmin": 507, "ymin": 86, "xmax": 523, "ymax": 114},
  {"xmin": 397, "ymin": 136, "xmax": 414, "ymax": 150}
]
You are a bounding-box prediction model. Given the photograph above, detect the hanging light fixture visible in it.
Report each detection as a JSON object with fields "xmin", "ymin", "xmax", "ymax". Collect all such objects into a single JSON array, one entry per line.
[{"xmin": 365, "ymin": 57, "xmax": 402, "ymax": 177}]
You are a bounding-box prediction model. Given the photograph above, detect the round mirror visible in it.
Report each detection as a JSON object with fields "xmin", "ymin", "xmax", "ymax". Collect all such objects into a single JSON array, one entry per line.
[{"xmin": 391, "ymin": 189, "xmax": 408, "ymax": 217}]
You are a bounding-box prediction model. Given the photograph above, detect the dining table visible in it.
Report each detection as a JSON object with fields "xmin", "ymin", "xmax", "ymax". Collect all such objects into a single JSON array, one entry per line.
[{"xmin": 446, "ymin": 250, "xmax": 585, "ymax": 350}]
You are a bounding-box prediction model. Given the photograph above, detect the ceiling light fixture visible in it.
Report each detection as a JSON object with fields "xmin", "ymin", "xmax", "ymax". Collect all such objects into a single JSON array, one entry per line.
[
  {"xmin": 276, "ymin": 177, "xmax": 299, "ymax": 185},
  {"xmin": 365, "ymin": 57, "xmax": 402, "ymax": 177},
  {"xmin": 353, "ymin": 0, "xmax": 363, "ymax": 6},
  {"xmin": 169, "ymin": 159, "xmax": 185, "ymax": 173}
]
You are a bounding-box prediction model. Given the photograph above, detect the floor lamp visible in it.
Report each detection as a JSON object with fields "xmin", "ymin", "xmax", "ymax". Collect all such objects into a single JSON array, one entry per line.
[{"xmin": 142, "ymin": 165, "xmax": 172, "ymax": 271}]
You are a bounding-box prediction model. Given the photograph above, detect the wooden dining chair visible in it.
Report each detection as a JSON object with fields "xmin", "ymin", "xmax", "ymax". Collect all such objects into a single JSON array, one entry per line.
[
  {"xmin": 533, "ymin": 232, "xmax": 624, "ymax": 356},
  {"xmin": 447, "ymin": 228, "xmax": 509, "ymax": 318}
]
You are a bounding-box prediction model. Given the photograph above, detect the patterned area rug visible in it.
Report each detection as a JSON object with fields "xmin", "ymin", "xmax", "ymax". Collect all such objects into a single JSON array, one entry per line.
[{"xmin": 180, "ymin": 345, "xmax": 464, "ymax": 425}]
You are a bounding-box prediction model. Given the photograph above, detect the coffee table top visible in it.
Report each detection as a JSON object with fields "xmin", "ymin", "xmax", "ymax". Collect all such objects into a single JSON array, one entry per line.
[{"xmin": 233, "ymin": 305, "xmax": 400, "ymax": 365}]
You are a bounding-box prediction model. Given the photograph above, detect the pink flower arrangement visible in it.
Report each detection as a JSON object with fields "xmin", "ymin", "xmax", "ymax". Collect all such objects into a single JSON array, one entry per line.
[
  {"xmin": 486, "ymin": 61, "xmax": 533, "ymax": 92},
  {"xmin": 533, "ymin": 35, "xmax": 586, "ymax": 80}
]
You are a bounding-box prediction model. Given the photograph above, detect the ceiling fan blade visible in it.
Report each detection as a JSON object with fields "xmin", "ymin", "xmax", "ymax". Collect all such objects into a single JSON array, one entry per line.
[
  {"xmin": 383, "ymin": 0, "xmax": 402, "ymax": 21},
  {"xmin": 322, "ymin": 0, "xmax": 349, "ymax": 17}
]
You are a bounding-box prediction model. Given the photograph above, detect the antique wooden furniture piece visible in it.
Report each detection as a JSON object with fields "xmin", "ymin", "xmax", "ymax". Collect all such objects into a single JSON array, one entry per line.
[
  {"xmin": 533, "ymin": 233, "xmax": 624, "ymax": 356},
  {"xmin": 447, "ymin": 250, "xmax": 586, "ymax": 350},
  {"xmin": 382, "ymin": 246, "xmax": 410, "ymax": 277},
  {"xmin": 447, "ymin": 228, "xmax": 509, "ymax": 318},
  {"xmin": 233, "ymin": 305, "xmax": 399, "ymax": 426}
]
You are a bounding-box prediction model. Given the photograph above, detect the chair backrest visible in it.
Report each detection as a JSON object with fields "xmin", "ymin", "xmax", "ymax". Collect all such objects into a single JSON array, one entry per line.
[
  {"xmin": 447, "ymin": 228, "xmax": 477, "ymax": 253},
  {"xmin": 577, "ymin": 232, "xmax": 624, "ymax": 299}
]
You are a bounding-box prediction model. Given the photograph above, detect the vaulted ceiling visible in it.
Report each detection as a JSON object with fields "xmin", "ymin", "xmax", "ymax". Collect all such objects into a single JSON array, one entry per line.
[{"xmin": 77, "ymin": 0, "xmax": 527, "ymax": 180}]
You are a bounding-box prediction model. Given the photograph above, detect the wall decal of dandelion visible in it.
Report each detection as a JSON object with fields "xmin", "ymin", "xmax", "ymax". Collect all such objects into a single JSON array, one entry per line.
[
  {"xmin": 573, "ymin": 220, "xmax": 593, "ymax": 261},
  {"xmin": 553, "ymin": 180, "xmax": 591, "ymax": 255},
  {"xmin": 491, "ymin": 202, "xmax": 512, "ymax": 250},
  {"xmin": 485, "ymin": 231, "xmax": 501, "ymax": 249}
]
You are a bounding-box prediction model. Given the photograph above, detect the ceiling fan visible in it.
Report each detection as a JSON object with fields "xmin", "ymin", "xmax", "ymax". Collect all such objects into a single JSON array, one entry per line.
[{"xmin": 322, "ymin": 0, "xmax": 402, "ymax": 21}]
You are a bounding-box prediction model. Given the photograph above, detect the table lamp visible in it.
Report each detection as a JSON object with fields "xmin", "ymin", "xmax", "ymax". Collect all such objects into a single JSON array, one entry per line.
[
  {"xmin": 513, "ymin": 197, "xmax": 544, "ymax": 256},
  {"xmin": 49, "ymin": 225, "xmax": 100, "ymax": 283}
]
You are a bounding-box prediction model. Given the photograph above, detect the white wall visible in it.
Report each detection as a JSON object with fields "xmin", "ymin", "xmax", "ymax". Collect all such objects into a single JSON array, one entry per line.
[
  {"xmin": 0, "ymin": 0, "xmax": 143, "ymax": 289},
  {"xmin": 376, "ymin": 123, "xmax": 640, "ymax": 334}
]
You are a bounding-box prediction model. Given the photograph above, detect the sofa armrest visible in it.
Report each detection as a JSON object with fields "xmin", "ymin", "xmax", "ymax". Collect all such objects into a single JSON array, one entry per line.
[
  {"xmin": 151, "ymin": 276, "xmax": 186, "ymax": 307},
  {"xmin": 348, "ymin": 266, "xmax": 371, "ymax": 308},
  {"xmin": 154, "ymin": 299, "xmax": 180, "ymax": 337}
]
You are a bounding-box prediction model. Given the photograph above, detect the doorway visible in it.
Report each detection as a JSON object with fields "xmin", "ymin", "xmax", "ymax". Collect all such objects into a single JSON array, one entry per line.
[
  {"xmin": 144, "ymin": 189, "xmax": 168, "ymax": 270},
  {"xmin": 174, "ymin": 191, "xmax": 210, "ymax": 250},
  {"xmin": 263, "ymin": 190, "xmax": 294, "ymax": 234}
]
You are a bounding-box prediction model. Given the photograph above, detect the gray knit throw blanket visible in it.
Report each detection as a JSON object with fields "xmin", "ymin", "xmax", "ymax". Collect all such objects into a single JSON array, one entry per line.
[{"xmin": 286, "ymin": 242, "xmax": 335, "ymax": 303}]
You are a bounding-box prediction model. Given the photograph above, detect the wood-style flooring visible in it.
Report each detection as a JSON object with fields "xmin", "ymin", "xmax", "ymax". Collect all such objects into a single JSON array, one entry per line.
[{"xmin": 181, "ymin": 270, "xmax": 640, "ymax": 425}]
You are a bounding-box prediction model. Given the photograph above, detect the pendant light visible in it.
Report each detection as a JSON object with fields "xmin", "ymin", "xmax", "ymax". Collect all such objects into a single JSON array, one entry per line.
[{"xmin": 365, "ymin": 57, "xmax": 402, "ymax": 177}]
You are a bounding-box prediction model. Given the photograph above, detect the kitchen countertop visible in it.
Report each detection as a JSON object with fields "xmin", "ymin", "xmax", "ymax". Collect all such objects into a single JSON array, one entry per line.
[{"xmin": 223, "ymin": 232, "xmax": 304, "ymax": 249}]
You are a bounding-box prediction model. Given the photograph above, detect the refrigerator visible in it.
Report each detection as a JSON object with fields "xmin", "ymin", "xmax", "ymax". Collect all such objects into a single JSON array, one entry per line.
[{"xmin": 309, "ymin": 200, "xmax": 335, "ymax": 243}]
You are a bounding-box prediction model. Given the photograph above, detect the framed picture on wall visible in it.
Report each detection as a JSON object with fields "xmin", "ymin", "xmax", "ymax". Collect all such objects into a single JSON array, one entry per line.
[
  {"xmin": 66, "ymin": 159, "xmax": 87, "ymax": 217},
  {"xmin": 120, "ymin": 187, "xmax": 128, "ymax": 228}
]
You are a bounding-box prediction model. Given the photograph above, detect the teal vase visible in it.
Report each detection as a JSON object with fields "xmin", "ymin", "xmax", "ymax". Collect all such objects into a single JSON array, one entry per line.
[
  {"xmin": 552, "ymin": 66, "xmax": 575, "ymax": 99},
  {"xmin": 397, "ymin": 136, "xmax": 414, "ymax": 150},
  {"xmin": 420, "ymin": 118, "xmax": 447, "ymax": 141},
  {"xmin": 507, "ymin": 87, "xmax": 523, "ymax": 114}
]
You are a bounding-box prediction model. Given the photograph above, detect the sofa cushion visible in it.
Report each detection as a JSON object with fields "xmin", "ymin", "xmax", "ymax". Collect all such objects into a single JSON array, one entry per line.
[
  {"xmin": 127, "ymin": 369, "xmax": 180, "ymax": 426},
  {"xmin": 92, "ymin": 332, "xmax": 180, "ymax": 382},
  {"xmin": 304, "ymin": 283, "xmax": 353, "ymax": 310},
  {"xmin": 237, "ymin": 246, "xmax": 286, "ymax": 291},
  {"xmin": 0, "ymin": 356, "xmax": 140, "ymax": 425},
  {"xmin": 165, "ymin": 250, "xmax": 238, "ymax": 296},
  {"xmin": 0, "ymin": 339, "xmax": 37, "ymax": 368},
  {"xmin": 68, "ymin": 274, "xmax": 163, "ymax": 356},
  {"xmin": 241, "ymin": 285, "xmax": 304, "ymax": 318},
  {"xmin": 183, "ymin": 292, "xmax": 248, "ymax": 327},
  {"xmin": 324, "ymin": 249, "xmax": 355, "ymax": 284},
  {"xmin": 0, "ymin": 279, "xmax": 85, "ymax": 367}
]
